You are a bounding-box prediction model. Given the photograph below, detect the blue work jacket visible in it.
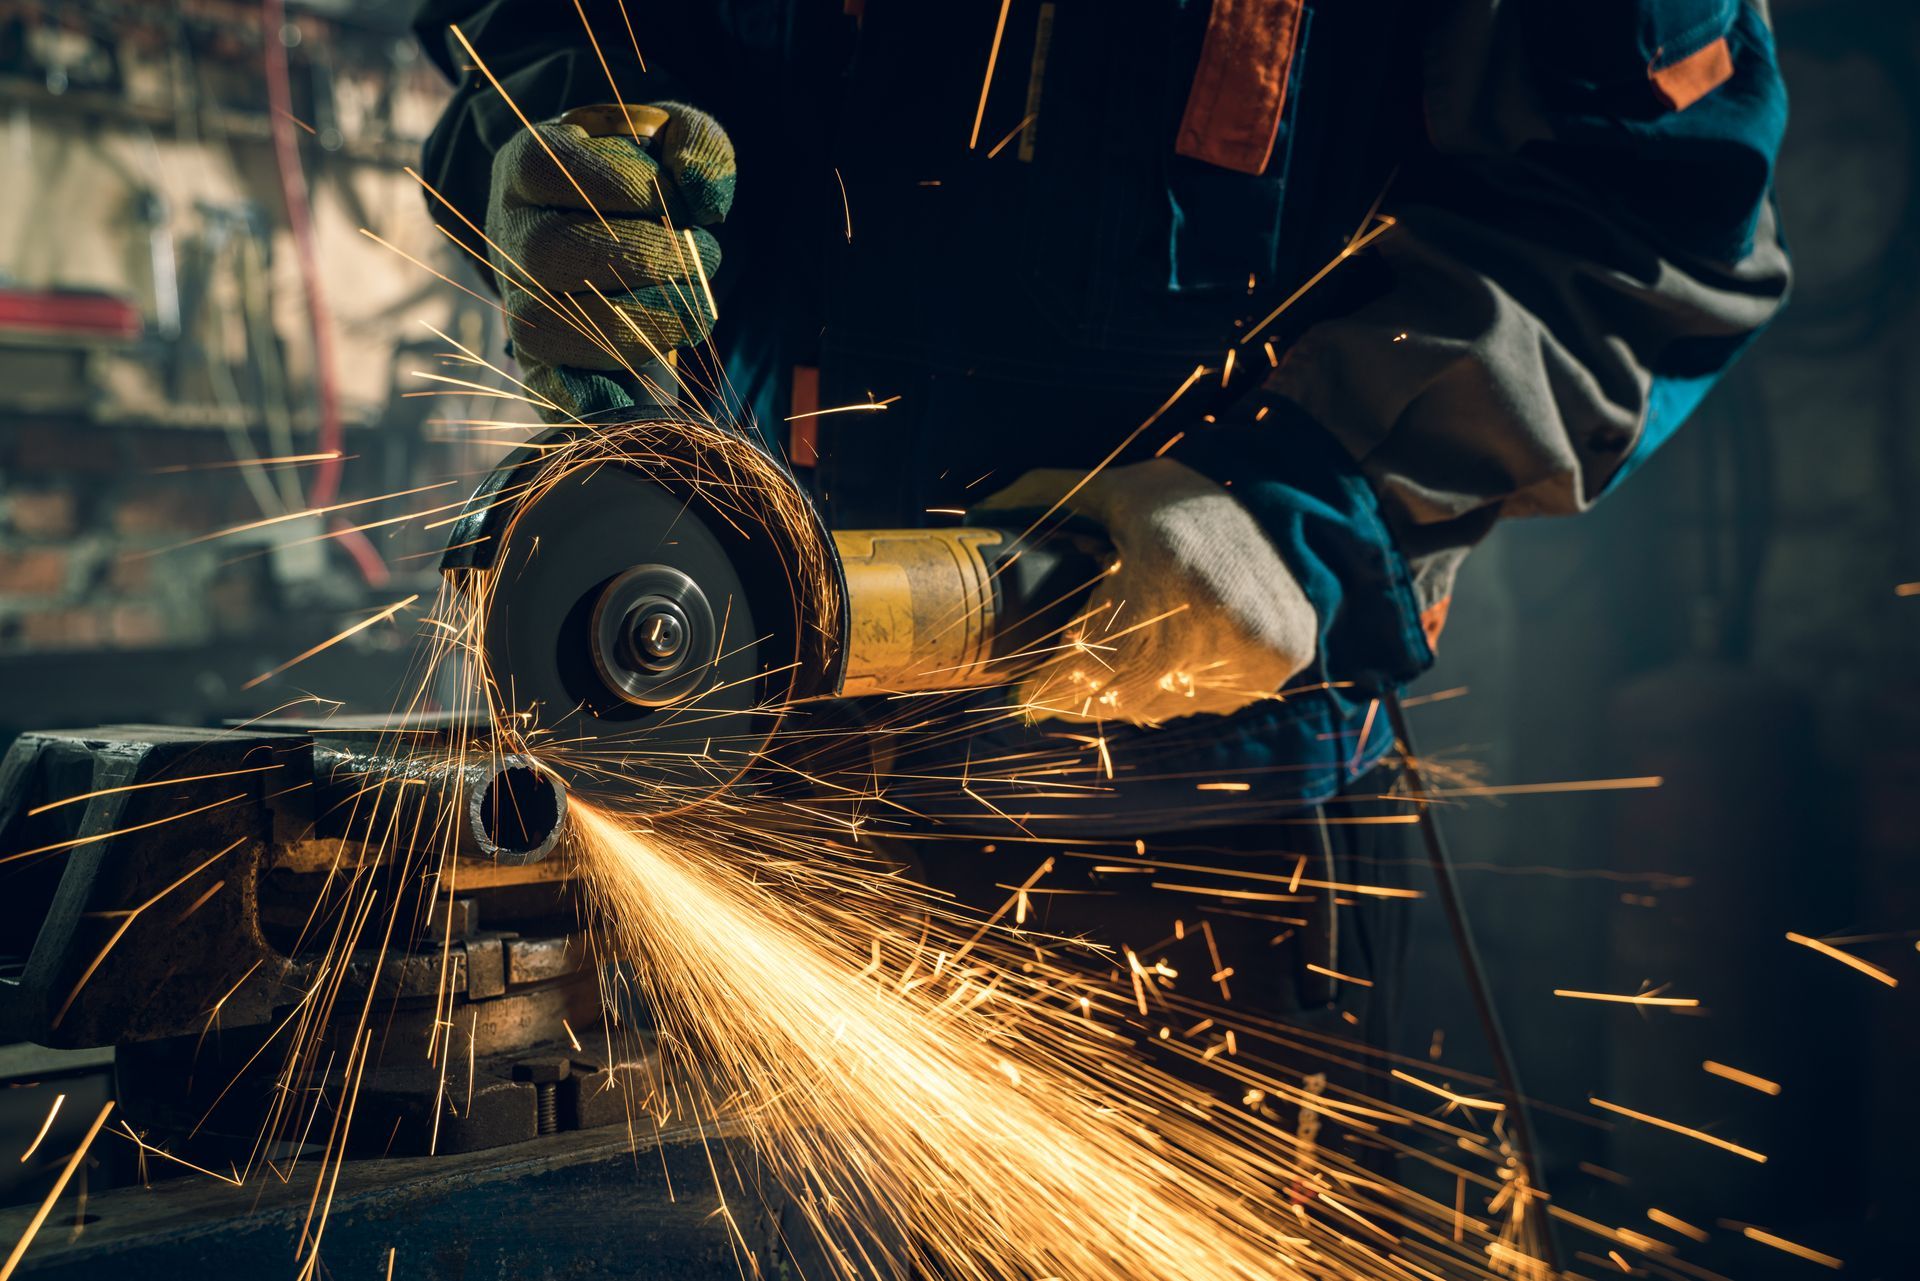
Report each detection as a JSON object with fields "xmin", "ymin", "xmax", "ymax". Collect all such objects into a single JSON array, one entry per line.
[{"xmin": 419, "ymin": 0, "xmax": 1789, "ymax": 832}]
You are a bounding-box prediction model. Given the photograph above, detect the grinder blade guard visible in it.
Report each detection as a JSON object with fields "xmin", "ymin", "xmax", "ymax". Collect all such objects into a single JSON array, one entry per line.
[{"xmin": 440, "ymin": 420, "xmax": 846, "ymax": 812}]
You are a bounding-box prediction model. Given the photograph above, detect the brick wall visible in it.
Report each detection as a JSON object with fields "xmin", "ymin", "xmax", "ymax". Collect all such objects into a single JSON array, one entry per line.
[{"xmin": 0, "ymin": 423, "xmax": 267, "ymax": 653}]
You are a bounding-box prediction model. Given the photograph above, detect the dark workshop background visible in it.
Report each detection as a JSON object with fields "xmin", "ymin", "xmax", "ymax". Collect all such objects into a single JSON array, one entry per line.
[
  {"xmin": 1396, "ymin": 3, "xmax": 1919, "ymax": 1274},
  {"xmin": 0, "ymin": 1, "xmax": 1911, "ymax": 1277}
]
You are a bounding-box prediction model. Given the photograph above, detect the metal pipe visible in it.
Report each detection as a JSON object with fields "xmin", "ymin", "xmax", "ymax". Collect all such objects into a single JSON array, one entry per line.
[{"xmin": 310, "ymin": 745, "xmax": 568, "ymax": 866}]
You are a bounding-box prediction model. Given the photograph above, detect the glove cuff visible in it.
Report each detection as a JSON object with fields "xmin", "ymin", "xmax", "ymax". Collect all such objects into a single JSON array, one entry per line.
[{"xmin": 1169, "ymin": 390, "xmax": 1433, "ymax": 695}]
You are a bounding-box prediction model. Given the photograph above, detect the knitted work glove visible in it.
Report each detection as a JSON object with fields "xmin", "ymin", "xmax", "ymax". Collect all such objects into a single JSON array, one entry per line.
[
  {"xmin": 975, "ymin": 460, "xmax": 1318, "ymax": 726},
  {"xmin": 486, "ymin": 101, "xmax": 735, "ymax": 418}
]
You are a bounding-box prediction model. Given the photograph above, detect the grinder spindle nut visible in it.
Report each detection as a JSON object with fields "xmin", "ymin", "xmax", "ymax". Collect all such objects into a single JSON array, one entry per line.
[{"xmin": 591, "ymin": 564, "xmax": 718, "ymax": 707}]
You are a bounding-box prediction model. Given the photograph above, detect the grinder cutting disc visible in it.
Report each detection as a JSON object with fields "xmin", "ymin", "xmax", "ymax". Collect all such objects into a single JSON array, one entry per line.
[{"xmin": 446, "ymin": 423, "xmax": 845, "ymax": 815}]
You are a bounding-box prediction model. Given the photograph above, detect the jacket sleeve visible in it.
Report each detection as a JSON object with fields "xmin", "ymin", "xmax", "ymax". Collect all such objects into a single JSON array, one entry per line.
[
  {"xmin": 413, "ymin": 0, "xmax": 737, "ymax": 276},
  {"xmin": 1177, "ymin": 0, "xmax": 1789, "ymax": 692}
]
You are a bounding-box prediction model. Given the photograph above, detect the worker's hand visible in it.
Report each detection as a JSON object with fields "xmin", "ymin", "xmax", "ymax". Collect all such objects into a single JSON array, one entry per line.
[
  {"xmin": 486, "ymin": 101, "xmax": 734, "ymax": 416},
  {"xmin": 975, "ymin": 460, "xmax": 1318, "ymax": 726}
]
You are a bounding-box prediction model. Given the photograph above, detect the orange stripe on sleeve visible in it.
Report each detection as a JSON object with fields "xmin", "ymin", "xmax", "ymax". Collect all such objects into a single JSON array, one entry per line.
[{"xmin": 1650, "ymin": 36, "xmax": 1734, "ymax": 112}]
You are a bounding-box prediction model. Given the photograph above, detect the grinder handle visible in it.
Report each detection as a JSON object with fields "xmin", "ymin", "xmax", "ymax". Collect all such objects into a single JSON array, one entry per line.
[{"xmin": 557, "ymin": 103, "xmax": 672, "ymax": 139}]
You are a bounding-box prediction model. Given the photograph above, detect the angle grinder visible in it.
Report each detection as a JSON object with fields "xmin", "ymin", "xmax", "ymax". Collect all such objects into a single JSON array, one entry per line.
[{"xmin": 440, "ymin": 417, "xmax": 1104, "ymax": 813}]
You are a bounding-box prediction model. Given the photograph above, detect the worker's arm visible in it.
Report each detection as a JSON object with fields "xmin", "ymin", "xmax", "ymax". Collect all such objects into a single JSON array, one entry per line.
[{"xmin": 1173, "ymin": 0, "xmax": 1790, "ymax": 695}]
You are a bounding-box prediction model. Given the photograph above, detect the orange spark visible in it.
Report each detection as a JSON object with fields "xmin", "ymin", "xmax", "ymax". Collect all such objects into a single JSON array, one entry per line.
[
  {"xmin": 1010, "ymin": 364, "xmax": 1208, "ymax": 544},
  {"xmin": 574, "ymin": 0, "xmax": 637, "ymax": 139},
  {"xmin": 1701, "ymin": 1061, "xmax": 1781, "ymax": 1095},
  {"xmin": 1397, "ymin": 686, "xmax": 1470, "ymax": 708},
  {"xmin": 833, "ymin": 167, "xmax": 853, "ymax": 240},
  {"xmin": 783, "ymin": 396, "xmax": 901, "ymax": 422},
  {"xmin": 984, "ymin": 112, "xmax": 1038, "ymax": 160},
  {"xmin": 244, "ymin": 595, "xmax": 421, "ymax": 690},
  {"xmin": 1307, "ymin": 963, "xmax": 1374, "ymax": 988},
  {"xmin": 1239, "ymin": 218, "xmax": 1396, "ymax": 345},
  {"xmin": 110, "ymin": 1121, "xmax": 243, "ymax": 1186},
  {"xmin": 360, "ymin": 228, "xmax": 521, "ymax": 327},
  {"xmin": 684, "ymin": 228, "xmax": 720, "ymax": 320},
  {"xmin": 51, "ymin": 839, "xmax": 241, "ymax": 1027},
  {"xmin": 1551, "ymin": 989, "xmax": 1699, "ymax": 1008},
  {"xmin": 1785, "ymin": 931, "xmax": 1898, "ymax": 987},
  {"xmin": 27, "ymin": 763, "xmax": 282, "ymax": 817},
  {"xmin": 138, "ymin": 480, "xmax": 459, "ymax": 557},
  {"xmin": 447, "ymin": 25, "xmax": 618, "ymax": 241},
  {"xmin": 1589, "ymin": 1097, "xmax": 1766, "ymax": 1163},
  {"xmin": 1646, "ymin": 1208, "xmax": 1709, "ymax": 1243},
  {"xmin": 16, "ymin": 1095, "xmax": 63, "ymax": 1163},
  {"xmin": 0, "ymin": 1100, "xmax": 113, "ymax": 1280},
  {"xmin": 1391, "ymin": 1070, "xmax": 1503, "ymax": 1113},
  {"xmin": 571, "ymin": 802, "xmax": 1445, "ymax": 1279},
  {"xmin": 968, "ymin": 0, "xmax": 1014, "ymax": 149},
  {"xmin": 1151, "ymin": 882, "xmax": 1310, "ymax": 903},
  {"xmin": 1424, "ymin": 776, "xmax": 1664, "ymax": 798},
  {"xmin": 274, "ymin": 106, "xmax": 318, "ymax": 135},
  {"xmin": 3, "ymin": 793, "xmax": 246, "ymax": 866},
  {"xmin": 1739, "ymin": 1225, "xmax": 1842, "ymax": 1269},
  {"xmin": 150, "ymin": 451, "xmax": 343, "ymax": 474},
  {"xmin": 612, "ymin": 0, "xmax": 647, "ymax": 71}
]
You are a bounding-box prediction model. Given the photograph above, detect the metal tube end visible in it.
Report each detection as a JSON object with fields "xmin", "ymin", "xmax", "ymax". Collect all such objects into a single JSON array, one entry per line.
[{"xmin": 469, "ymin": 758, "xmax": 569, "ymax": 865}]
